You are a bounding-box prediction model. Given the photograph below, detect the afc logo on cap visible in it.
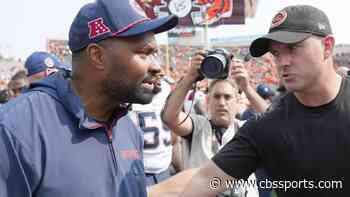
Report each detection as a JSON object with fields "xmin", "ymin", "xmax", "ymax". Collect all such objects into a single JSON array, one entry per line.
[
  {"xmin": 44, "ymin": 57, "xmax": 55, "ymax": 68},
  {"xmin": 88, "ymin": 18, "xmax": 111, "ymax": 39}
]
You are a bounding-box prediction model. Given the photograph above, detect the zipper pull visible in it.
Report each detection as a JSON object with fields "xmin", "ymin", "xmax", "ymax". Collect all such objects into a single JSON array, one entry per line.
[{"xmin": 105, "ymin": 125, "xmax": 113, "ymax": 143}]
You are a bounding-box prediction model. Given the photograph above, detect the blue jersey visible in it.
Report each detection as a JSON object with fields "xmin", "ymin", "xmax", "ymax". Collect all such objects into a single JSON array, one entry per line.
[{"xmin": 0, "ymin": 71, "xmax": 147, "ymax": 197}]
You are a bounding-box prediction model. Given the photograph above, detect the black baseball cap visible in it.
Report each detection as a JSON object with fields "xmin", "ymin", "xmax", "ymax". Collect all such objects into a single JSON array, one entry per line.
[{"xmin": 250, "ymin": 5, "xmax": 332, "ymax": 57}]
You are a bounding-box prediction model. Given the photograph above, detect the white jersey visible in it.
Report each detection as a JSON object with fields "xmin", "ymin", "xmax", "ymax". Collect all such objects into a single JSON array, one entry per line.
[{"xmin": 129, "ymin": 80, "xmax": 173, "ymax": 174}]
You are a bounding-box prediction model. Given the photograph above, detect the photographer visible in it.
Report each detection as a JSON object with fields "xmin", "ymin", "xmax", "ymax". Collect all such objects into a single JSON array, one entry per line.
[{"xmin": 161, "ymin": 50, "xmax": 258, "ymax": 197}]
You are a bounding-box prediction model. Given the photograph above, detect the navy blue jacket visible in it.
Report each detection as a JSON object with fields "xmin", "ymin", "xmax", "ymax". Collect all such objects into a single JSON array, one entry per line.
[{"xmin": 0, "ymin": 71, "xmax": 146, "ymax": 197}]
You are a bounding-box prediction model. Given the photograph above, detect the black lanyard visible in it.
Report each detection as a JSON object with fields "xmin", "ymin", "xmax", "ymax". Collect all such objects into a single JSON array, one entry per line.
[{"xmin": 210, "ymin": 121, "xmax": 227, "ymax": 146}]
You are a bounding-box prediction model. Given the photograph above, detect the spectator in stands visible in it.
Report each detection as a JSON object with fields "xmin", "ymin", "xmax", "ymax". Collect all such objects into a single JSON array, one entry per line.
[
  {"xmin": 7, "ymin": 70, "xmax": 29, "ymax": 98},
  {"xmin": 24, "ymin": 51, "xmax": 60, "ymax": 83}
]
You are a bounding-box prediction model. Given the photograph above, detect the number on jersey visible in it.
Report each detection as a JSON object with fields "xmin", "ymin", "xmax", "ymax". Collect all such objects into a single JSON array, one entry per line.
[{"xmin": 137, "ymin": 112, "xmax": 171, "ymax": 149}]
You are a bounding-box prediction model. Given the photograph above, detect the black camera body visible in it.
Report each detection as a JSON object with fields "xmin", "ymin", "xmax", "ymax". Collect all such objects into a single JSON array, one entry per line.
[{"xmin": 199, "ymin": 48, "xmax": 233, "ymax": 79}]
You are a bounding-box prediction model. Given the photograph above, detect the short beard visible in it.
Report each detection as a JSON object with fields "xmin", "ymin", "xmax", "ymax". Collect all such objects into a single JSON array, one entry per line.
[{"xmin": 102, "ymin": 74, "xmax": 158, "ymax": 105}]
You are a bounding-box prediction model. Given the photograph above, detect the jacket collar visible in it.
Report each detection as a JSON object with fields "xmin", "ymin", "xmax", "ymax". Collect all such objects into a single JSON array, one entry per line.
[{"xmin": 30, "ymin": 70, "xmax": 129, "ymax": 130}]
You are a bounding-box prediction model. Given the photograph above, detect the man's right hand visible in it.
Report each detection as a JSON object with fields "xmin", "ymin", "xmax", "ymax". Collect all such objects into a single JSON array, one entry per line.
[
  {"xmin": 161, "ymin": 50, "xmax": 207, "ymax": 137},
  {"xmin": 184, "ymin": 50, "xmax": 206, "ymax": 83}
]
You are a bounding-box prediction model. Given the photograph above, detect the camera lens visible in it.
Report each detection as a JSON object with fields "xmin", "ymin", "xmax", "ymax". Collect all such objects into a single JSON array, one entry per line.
[
  {"xmin": 201, "ymin": 57, "xmax": 222, "ymax": 78},
  {"xmin": 200, "ymin": 54, "xmax": 227, "ymax": 78}
]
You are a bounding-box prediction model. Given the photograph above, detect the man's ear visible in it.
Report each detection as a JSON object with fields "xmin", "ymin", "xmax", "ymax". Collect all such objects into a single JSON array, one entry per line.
[
  {"xmin": 323, "ymin": 35, "xmax": 335, "ymax": 60},
  {"xmin": 86, "ymin": 43, "xmax": 106, "ymax": 70}
]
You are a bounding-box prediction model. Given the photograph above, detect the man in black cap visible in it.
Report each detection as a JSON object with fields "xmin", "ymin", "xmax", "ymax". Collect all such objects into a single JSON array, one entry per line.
[
  {"xmin": 180, "ymin": 5, "xmax": 350, "ymax": 197},
  {"xmin": 0, "ymin": 0, "xmax": 179, "ymax": 197}
]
